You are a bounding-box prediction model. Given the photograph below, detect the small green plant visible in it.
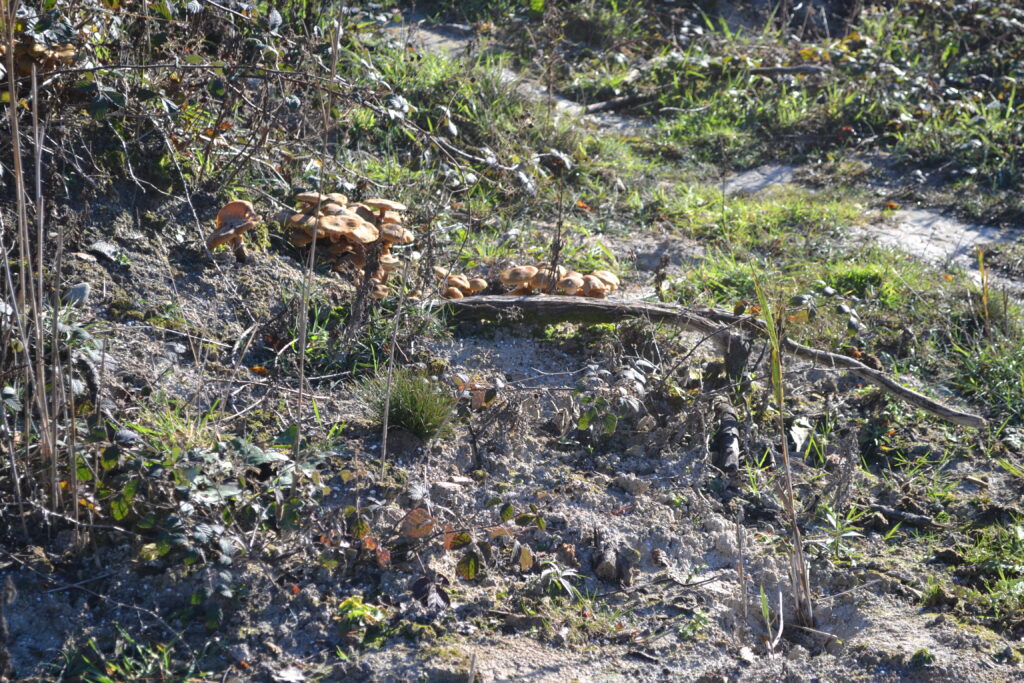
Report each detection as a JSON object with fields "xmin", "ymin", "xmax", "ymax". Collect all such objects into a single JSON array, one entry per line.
[
  {"xmin": 537, "ymin": 561, "xmax": 584, "ymax": 601},
  {"xmin": 679, "ymin": 608, "xmax": 709, "ymax": 640},
  {"xmin": 809, "ymin": 503, "xmax": 866, "ymax": 561},
  {"xmin": 128, "ymin": 396, "xmax": 222, "ymax": 463},
  {"xmin": 60, "ymin": 626, "xmax": 207, "ymax": 682},
  {"xmin": 744, "ymin": 447, "xmax": 775, "ymax": 500},
  {"xmin": 359, "ymin": 367, "xmax": 456, "ymax": 441},
  {"xmin": 337, "ymin": 596, "xmax": 391, "ymax": 647}
]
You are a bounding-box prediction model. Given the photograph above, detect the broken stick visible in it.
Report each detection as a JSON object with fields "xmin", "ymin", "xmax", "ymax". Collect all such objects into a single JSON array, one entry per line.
[{"xmin": 434, "ymin": 295, "xmax": 986, "ymax": 429}]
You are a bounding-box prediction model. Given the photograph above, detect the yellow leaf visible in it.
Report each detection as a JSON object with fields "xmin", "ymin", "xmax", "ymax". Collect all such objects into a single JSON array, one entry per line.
[{"xmin": 139, "ymin": 543, "xmax": 160, "ymax": 562}]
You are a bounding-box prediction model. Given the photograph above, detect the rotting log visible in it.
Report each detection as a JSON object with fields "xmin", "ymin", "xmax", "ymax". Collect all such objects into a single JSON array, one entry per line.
[{"xmin": 433, "ymin": 295, "xmax": 987, "ymax": 429}]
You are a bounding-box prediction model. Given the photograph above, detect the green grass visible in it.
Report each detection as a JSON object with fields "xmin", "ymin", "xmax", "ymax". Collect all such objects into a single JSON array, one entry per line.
[
  {"xmin": 953, "ymin": 339, "xmax": 1024, "ymax": 422},
  {"xmin": 359, "ymin": 367, "xmax": 457, "ymax": 441},
  {"xmin": 59, "ymin": 627, "xmax": 211, "ymax": 682},
  {"xmin": 958, "ymin": 521, "xmax": 1024, "ymax": 629}
]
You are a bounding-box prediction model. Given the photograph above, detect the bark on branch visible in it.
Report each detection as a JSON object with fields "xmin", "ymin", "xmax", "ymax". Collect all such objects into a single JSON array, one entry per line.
[{"xmin": 433, "ymin": 295, "xmax": 986, "ymax": 429}]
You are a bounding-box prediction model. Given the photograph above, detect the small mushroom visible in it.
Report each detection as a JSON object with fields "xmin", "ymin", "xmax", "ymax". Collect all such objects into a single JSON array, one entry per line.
[
  {"xmin": 325, "ymin": 192, "xmax": 349, "ymax": 206},
  {"xmin": 349, "ymin": 203, "xmax": 377, "ymax": 223},
  {"xmin": 317, "ymin": 214, "xmax": 350, "ymax": 242},
  {"xmin": 589, "ymin": 270, "xmax": 620, "ymax": 292},
  {"xmin": 442, "ymin": 286, "xmax": 464, "ymax": 299},
  {"xmin": 448, "ymin": 274, "xmax": 472, "ymax": 294},
  {"xmin": 556, "ymin": 273, "xmax": 585, "ymax": 296},
  {"xmin": 295, "ymin": 191, "xmax": 330, "ymax": 207},
  {"xmin": 363, "ymin": 198, "xmax": 408, "ymax": 213},
  {"xmin": 381, "ymin": 224, "xmax": 414, "ymax": 246},
  {"xmin": 467, "ymin": 278, "xmax": 488, "ymax": 295},
  {"xmin": 333, "ymin": 244, "xmax": 367, "ymax": 271},
  {"xmin": 529, "ymin": 266, "xmax": 564, "ymax": 293},
  {"xmin": 379, "ymin": 253, "xmax": 401, "ymax": 272},
  {"xmin": 370, "ymin": 281, "xmax": 390, "ymax": 300},
  {"xmin": 363, "ymin": 198, "xmax": 408, "ymax": 225},
  {"xmin": 433, "ymin": 265, "xmax": 452, "ymax": 281},
  {"xmin": 499, "ymin": 265, "xmax": 538, "ymax": 290},
  {"xmin": 285, "ymin": 212, "xmax": 319, "ymax": 236},
  {"xmin": 582, "ymin": 275, "xmax": 608, "ymax": 298},
  {"xmin": 320, "ymin": 203, "xmax": 347, "ymax": 216},
  {"xmin": 206, "ymin": 200, "xmax": 260, "ymax": 263},
  {"xmin": 339, "ymin": 217, "xmax": 380, "ymax": 244},
  {"xmin": 289, "ymin": 230, "xmax": 314, "ymax": 247}
]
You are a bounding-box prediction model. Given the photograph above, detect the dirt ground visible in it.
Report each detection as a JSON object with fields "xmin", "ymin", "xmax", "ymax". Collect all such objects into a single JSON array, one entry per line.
[{"xmin": 3, "ymin": 11, "xmax": 1024, "ymax": 683}]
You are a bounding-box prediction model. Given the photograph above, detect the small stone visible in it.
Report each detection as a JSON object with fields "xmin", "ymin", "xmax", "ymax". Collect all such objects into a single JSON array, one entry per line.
[
  {"xmin": 594, "ymin": 548, "xmax": 619, "ymax": 582},
  {"xmin": 87, "ymin": 240, "xmax": 123, "ymax": 263},
  {"xmin": 164, "ymin": 342, "xmax": 188, "ymax": 356},
  {"xmin": 114, "ymin": 429, "xmax": 140, "ymax": 447},
  {"xmin": 787, "ymin": 644, "xmax": 809, "ymax": 661},
  {"xmin": 64, "ymin": 282, "xmax": 91, "ymax": 306},
  {"xmin": 613, "ymin": 473, "xmax": 650, "ymax": 496}
]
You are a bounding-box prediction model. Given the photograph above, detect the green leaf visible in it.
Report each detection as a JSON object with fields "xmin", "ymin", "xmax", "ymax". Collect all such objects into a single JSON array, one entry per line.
[
  {"xmin": 603, "ymin": 412, "xmax": 618, "ymax": 436},
  {"xmin": 447, "ymin": 531, "xmax": 473, "ymax": 549},
  {"xmin": 457, "ymin": 551, "xmax": 479, "ymax": 580},
  {"xmin": 500, "ymin": 503, "xmax": 514, "ymax": 522},
  {"xmin": 110, "ymin": 496, "xmax": 129, "ymax": 521},
  {"xmin": 76, "ymin": 457, "xmax": 93, "ymax": 483},
  {"xmin": 350, "ymin": 515, "xmax": 371, "ymax": 540},
  {"xmin": 515, "ymin": 513, "xmax": 536, "ymax": 527},
  {"xmin": 207, "ymin": 78, "xmax": 226, "ymax": 98},
  {"xmin": 101, "ymin": 446, "xmax": 120, "ymax": 470},
  {"xmin": 577, "ymin": 408, "xmax": 596, "ymax": 431}
]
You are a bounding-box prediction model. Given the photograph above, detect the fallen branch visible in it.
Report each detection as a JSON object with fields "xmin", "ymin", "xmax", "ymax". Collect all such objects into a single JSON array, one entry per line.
[
  {"xmin": 749, "ymin": 65, "xmax": 831, "ymax": 76},
  {"xmin": 433, "ymin": 296, "xmax": 986, "ymax": 428},
  {"xmin": 584, "ymin": 93, "xmax": 658, "ymax": 114}
]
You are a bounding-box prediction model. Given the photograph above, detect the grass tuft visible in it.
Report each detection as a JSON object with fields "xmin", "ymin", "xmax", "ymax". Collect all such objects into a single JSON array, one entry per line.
[{"xmin": 359, "ymin": 367, "xmax": 456, "ymax": 441}]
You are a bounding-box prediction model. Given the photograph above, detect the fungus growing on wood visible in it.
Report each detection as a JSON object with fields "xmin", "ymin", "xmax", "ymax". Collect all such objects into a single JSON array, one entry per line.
[
  {"xmin": 556, "ymin": 273, "xmax": 585, "ymax": 296},
  {"xmin": 582, "ymin": 274, "xmax": 608, "ymax": 298},
  {"xmin": 590, "ymin": 270, "xmax": 620, "ymax": 292},
  {"xmin": 442, "ymin": 286, "xmax": 464, "ymax": 299},
  {"xmin": 467, "ymin": 278, "xmax": 488, "ymax": 295},
  {"xmin": 447, "ymin": 274, "xmax": 472, "ymax": 294},
  {"xmin": 529, "ymin": 265, "xmax": 565, "ymax": 293},
  {"xmin": 500, "ymin": 265, "xmax": 538, "ymax": 292},
  {"xmin": 207, "ymin": 200, "xmax": 261, "ymax": 263}
]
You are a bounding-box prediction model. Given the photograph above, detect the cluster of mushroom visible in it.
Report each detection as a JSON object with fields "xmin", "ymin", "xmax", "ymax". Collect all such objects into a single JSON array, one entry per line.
[
  {"xmin": 274, "ymin": 193, "xmax": 415, "ymax": 298},
  {"xmin": 0, "ymin": 39, "xmax": 76, "ymax": 78},
  {"xmin": 498, "ymin": 264, "xmax": 620, "ymax": 298},
  {"xmin": 433, "ymin": 267, "xmax": 489, "ymax": 300}
]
